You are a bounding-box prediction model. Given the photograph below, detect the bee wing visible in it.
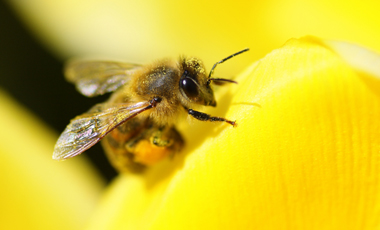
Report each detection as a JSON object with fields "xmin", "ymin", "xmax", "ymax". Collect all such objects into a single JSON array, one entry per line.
[
  {"xmin": 65, "ymin": 60, "xmax": 142, "ymax": 97},
  {"xmin": 53, "ymin": 101, "xmax": 152, "ymax": 160}
]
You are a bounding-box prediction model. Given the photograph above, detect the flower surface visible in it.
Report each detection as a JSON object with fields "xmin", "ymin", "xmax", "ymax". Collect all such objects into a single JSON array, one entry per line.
[{"xmin": 83, "ymin": 37, "xmax": 380, "ymax": 229}]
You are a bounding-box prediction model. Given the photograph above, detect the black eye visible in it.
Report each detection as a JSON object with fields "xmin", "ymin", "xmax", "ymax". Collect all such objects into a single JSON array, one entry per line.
[{"xmin": 180, "ymin": 77, "xmax": 199, "ymax": 100}]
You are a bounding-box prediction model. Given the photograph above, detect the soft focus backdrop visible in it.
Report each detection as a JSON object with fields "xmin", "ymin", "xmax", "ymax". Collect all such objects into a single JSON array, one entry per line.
[
  {"xmin": 1, "ymin": 0, "xmax": 380, "ymax": 181},
  {"xmin": 1, "ymin": 1, "xmax": 380, "ymax": 230}
]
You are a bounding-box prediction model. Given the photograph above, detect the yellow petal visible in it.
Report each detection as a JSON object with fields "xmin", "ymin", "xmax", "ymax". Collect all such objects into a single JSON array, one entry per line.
[
  {"xmin": 85, "ymin": 37, "xmax": 380, "ymax": 229},
  {"xmin": 0, "ymin": 90, "xmax": 105, "ymax": 230}
]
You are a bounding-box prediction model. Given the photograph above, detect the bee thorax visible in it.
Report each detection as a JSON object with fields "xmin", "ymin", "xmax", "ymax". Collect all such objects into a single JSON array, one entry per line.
[{"xmin": 149, "ymin": 99, "xmax": 180, "ymax": 125}]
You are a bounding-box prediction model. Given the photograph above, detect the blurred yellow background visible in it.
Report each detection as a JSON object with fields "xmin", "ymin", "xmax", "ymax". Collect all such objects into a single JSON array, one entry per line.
[
  {"xmin": 7, "ymin": 0, "xmax": 380, "ymax": 77},
  {"xmin": 1, "ymin": 0, "xmax": 380, "ymax": 229}
]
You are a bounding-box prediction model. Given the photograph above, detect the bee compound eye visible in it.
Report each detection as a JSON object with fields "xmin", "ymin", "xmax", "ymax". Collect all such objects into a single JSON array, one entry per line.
[{"xmin": 180, "ymin": 77, "xmax": 199, "ymax": 100}]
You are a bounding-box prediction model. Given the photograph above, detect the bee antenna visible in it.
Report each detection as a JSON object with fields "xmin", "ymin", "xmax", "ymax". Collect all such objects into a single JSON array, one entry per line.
[
  {"xmin": 208, "ymin": 78, "xmax": 238, "ymax": 85},
  {"xmin": 207, "ymin": 48, "xmax": 249, "ymax": 84}
]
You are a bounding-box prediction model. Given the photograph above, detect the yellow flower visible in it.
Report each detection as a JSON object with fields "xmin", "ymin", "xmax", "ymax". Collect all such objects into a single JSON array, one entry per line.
[
  {"xmin": 2, "ymin": 1, "xmax": 380, "ymax": 229},
  {"xmin": 82, "ymin": 37, "xmax": 380, "ymax": 229}
]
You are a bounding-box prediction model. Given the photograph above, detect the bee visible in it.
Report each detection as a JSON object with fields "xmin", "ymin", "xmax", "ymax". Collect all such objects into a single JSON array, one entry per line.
[{"xmin": 53, "ymin": 48, "xmax": 249, "ymax": 172}]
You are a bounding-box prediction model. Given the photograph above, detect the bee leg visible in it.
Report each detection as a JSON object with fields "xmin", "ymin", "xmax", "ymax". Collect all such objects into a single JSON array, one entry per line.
[
  {"xmin": 187, "ymin": 108, "xmax": 237, "ymax": 127},
  {"xmin": 149, "ymin": 126, "xmax": 184, "ymax": 155},
  {"xmin": 102, "ymin": 119, "xmax": 150, "ymax": 173},
  {"xmin": 125, "ymin": 125, "xmax": 184, "ymax": 166},
  {"xmin": 102, "ymin": 134, "xmax": 147, "ymax": 173},
  {"xmin": 124, "ymin": 126, "xmax": 172, "ymax": 149},
  {"xmin": 150, "ymin": 126, "xmax": 184, "ymax": 159},
  {"xmin": 150, "ymin": 127, "xmax": 173, "ymax": 147}
]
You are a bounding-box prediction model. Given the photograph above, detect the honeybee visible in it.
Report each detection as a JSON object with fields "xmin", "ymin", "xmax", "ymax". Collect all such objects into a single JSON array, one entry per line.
[{"xmin": 53, "ymin": 49, "xmax": 249, "ymax": 172}]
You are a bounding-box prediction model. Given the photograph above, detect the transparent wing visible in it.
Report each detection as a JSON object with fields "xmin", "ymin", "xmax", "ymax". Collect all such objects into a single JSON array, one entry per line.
[
  {"xmin": 65, "ymin": 60, "xmax": 142, "ymax": 97},
  {"xmin": 53, "ymin": 101, "xmax": 152, "ymax": 160}
]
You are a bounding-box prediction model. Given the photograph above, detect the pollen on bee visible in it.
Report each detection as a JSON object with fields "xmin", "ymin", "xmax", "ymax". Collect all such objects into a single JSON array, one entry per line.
[
  {"xmin": 185, "ymin": 57, "xmax": 206, "ymax": 74},
  {"xmin": 133, "ymin": 140, "xmax": 171, "ymax": 165}
]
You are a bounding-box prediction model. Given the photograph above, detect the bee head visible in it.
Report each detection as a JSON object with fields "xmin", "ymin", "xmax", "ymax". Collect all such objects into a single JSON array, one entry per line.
[
  {"xmin": 179, "ymin": 49, "xmax": 248, "ymax": 108},
  {"xmin": 179, "ymin": 57, "xmax": 217, "ymax": 107}
]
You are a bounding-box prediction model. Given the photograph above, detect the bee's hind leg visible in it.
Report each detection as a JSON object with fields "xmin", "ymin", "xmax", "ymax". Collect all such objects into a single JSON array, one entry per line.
[
  {"xmin": 125, "ymin": 125, "xmax": 184, "ymax": 166},
  {"xmin": 151, "ymin": 126, "xmax": 184, "ymax": 159}
]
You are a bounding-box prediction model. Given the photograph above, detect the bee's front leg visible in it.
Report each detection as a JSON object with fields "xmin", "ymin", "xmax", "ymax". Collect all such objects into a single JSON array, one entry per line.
[{"xmin": 186, "ymin": 108, "xmax": 237, "ymax": 127}]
